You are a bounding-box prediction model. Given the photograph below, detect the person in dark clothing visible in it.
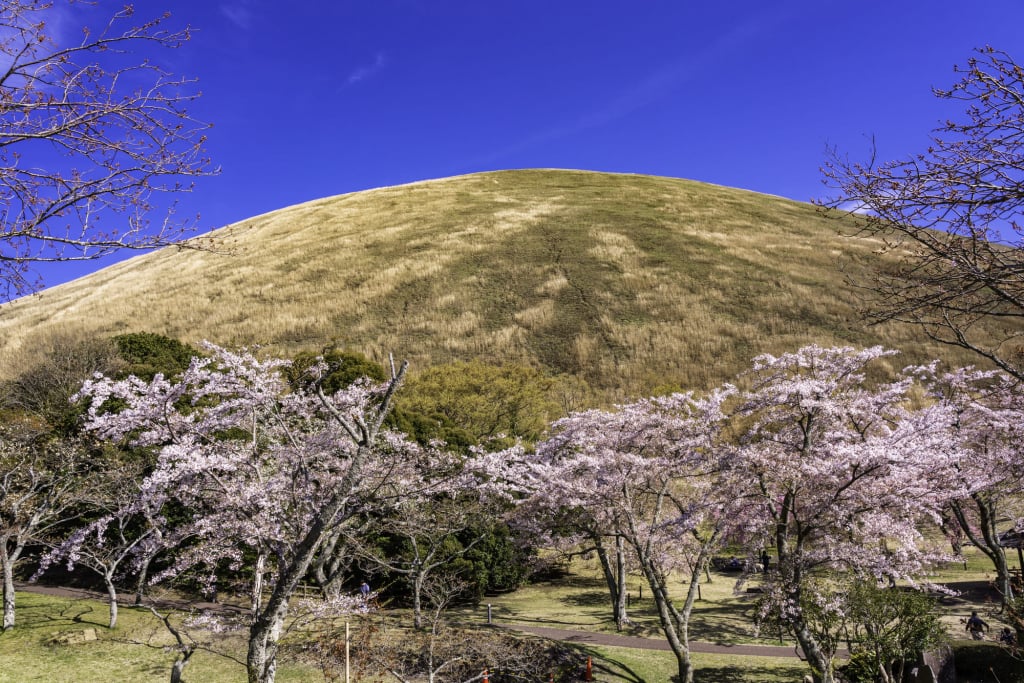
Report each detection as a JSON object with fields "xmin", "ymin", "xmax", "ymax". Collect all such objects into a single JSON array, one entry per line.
[{"xmin": 966, "ymin": 611, "xmax": 989, "ymax": 640}]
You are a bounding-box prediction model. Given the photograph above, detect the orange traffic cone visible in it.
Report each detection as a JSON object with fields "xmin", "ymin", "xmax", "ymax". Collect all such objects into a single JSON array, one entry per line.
[{"xmin": 482, "ymin": 668, "xmax": 489, "ymax": 683}]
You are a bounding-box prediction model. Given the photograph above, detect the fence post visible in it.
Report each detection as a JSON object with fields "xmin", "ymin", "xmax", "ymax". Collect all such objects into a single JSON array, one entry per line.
[{"xmin": 487, "ymin": 603, "xmax": 492, "ymax": 625}]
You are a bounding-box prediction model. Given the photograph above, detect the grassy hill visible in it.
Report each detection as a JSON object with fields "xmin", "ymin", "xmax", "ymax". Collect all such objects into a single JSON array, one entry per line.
[{"xmin": 0, "ymin": 169, "xmax": 999, "ymax": 398}]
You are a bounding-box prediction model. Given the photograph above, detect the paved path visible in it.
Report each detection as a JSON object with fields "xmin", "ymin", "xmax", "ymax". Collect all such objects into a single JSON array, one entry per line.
[{"xmin": 500, "ymin": 624, "xmax": 803, "ymax": 658}]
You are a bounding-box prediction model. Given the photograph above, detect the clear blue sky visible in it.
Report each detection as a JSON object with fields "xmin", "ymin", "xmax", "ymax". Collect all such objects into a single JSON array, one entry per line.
[{"xmin": 26, "ymin": 0, "xmax": 1024, "ymax": 290}]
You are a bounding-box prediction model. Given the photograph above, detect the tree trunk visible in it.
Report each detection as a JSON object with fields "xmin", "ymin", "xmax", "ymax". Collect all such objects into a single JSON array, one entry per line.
[
  {"xmin": 783, "ymin": 565, "xmax": 834, "ymax": 683},
  {"xmin": 632, "ymin": 550, "xmax": 694, "ymax": 683},
  {"xmin": 135, "ymin": 553, "xmax": 152, "ymax": 606},
  {"xmin": 247, "ymin": 608, "xmax": 285, "ymax": 683},
  {"xmin": 105, "ymin": 576, "xmax": 119, "ymax": 629},
  {"xmin": 413, "ymin": 573, "xmax": 424, "ymax": 630},
  {"xmin": 252, "ymin": 551, "xmax": 266, "ymax": 618},
  {"xmin": 594, "ymin": 534, "xmax": 630, "ymax": 629},
  {"xmin": 951, "ymin": 498, "xmax": 1014, "ymax": 603},
  {"xmin": 775, "ymin": 504, "xmax": 834, "ymax": 683},
  {"xmin": 170, "ymin": 648, "xmax": 194, "ymax": 683},
  {"xmin": 615, "ymin": 535, "xmax": 629, "ymax": 630},
  {"xmin": 243, "ymin": 363, "xmax": 407, "ymax": 683},
  {"xmin": 312, "ymin": 527, "xmax": 350, "ymax": 599},
  {"xmin": 1, "ymin": 548, "xmax": 16, "ymax": 631}
]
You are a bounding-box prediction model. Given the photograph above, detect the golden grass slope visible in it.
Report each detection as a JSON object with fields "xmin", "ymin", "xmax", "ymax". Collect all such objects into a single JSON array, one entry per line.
[{"xmin": 0, "ymin": 169, "xmax": 993, "ymax": 398}]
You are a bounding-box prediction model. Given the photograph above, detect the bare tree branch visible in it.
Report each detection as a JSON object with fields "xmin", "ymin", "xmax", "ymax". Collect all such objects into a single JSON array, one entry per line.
[
  {"xmin": 821, "ymin": 47, "xmax": 1024, "ymax": 379},
  {"xmin": 0, "ymin": 1, "xmax": 215, "ymax": 298}
]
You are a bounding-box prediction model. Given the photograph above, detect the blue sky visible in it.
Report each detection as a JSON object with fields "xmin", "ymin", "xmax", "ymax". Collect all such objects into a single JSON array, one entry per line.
[{"xmin": 22, "ymin": 0, "xmax": 1024, "ymax": 290}]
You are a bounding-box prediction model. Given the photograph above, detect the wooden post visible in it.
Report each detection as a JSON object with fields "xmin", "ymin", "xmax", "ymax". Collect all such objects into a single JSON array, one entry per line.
[
  {"xmin": 697, "ymin": 583, "xmax": 702, "ymax": 601},
  {"xmin": 585, "ymin": 656, "xmax": 593, "ymax": 681}
]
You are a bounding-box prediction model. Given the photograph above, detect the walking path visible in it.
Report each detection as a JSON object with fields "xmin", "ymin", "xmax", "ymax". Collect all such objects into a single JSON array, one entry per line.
[{"xmin": 500, "ymin": 623, "xmax": 802, "ymax": 658}]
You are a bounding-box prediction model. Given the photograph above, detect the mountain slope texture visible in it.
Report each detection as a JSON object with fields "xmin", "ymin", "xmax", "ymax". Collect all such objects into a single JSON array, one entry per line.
[{"xmin": 0, "ymin": 169, "xmax": 996, "ymax": 398}]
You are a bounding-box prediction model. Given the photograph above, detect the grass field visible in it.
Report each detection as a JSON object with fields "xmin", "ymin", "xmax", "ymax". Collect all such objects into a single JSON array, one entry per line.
[
  {"xmin": 0, "ymin": 169, "xmax": 1013, "ymax": 401},
  {"xmin": 0, "ymin": 591, "xmax": 315, "ymax": 683},
  {"xmin": 587, "ymin": 646, "xmax": 808, "ymax": 683},
  {"xmin": 4, "ymin": 545, "xmax": 1019, "ymax": 682}
]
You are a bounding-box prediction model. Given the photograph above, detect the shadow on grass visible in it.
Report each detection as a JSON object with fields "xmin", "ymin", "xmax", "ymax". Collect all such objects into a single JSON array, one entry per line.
[
  {"xmin": 686, "ymin": 600, "xmax": 767, "ymax": 646},
  {"xmin": 559, "ymin": 590, "xmax": 610, "ymax": 608},
  {"xmin": 547, "ymin": 574, "xmax": 606, "ymax": 590},
  {"xmin": 479, "ymin": 602, "xmax": 609, "ymax": 628},
  {"xmin": 696, "ymin": 663, "xmax": 808, "ymax": 683},
  {"xmin": 933, "ymin": 580, "xmax": 1001, "ymax": 607},
  {"xmin": 13, "ymin": 595, "xmax": 107, "ymax": 630},
  {"xmin": 574, "ymin": 645, "xmax": 646, "ymax": 683}
]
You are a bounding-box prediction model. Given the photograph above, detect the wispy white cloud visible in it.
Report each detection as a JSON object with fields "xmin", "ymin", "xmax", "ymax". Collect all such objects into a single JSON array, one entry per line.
[
  {"xmin": 220, "ymin": 4, "xmax": 254, "ymax": 30},
  {"xmin": 346, "ymin": 52, "xmax": 387, "ymax": 86},
  {"xmin": 462, "ymin": 7, "xmax": 794, "ymax": 168}
]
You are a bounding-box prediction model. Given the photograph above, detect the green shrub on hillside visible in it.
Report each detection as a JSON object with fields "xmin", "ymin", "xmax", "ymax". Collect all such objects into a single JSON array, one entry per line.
[{"xmin": 112, "ymin": 332, "xmax": 199, "ymax": 381}]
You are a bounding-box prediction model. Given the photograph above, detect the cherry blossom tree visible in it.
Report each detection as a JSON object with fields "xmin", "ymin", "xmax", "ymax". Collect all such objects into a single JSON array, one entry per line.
[
  {"xmin": 0, "ymin": 1, "xmax": 214, "ymax": 297},
  {"xmin": 0, "ymin": 427, "xmax": 86, "ymax": 630},
  {"xmin": 730, "ymin": 345, "xmax": 956, "ymax": 683},
  {"xmin": 34, "ymin": 460, "xmax": 165, "ymax": 629},
  {"xmin": 355, "ymin": 496, "xmax": 489, "ymax": 630},
  {"xmin": 499, "ymin": 388, "xmax": 737, "ymax": 683},
  {"xmin": 71, "ymin": 344, "xmax": 460, "ymax": 683},
  {"xmin": 510, "ymin": 470, "xmax": 634, "ymax": 630},
  {"xmin": 911, "ymin": 364, "xmax": 1024, "ymax": 603}
]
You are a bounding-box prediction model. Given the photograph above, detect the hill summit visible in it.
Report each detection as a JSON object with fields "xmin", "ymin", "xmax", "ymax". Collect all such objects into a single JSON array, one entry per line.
[{"xmin": 0, "ymin": 169, "xmax": 984, "ymax": 397}]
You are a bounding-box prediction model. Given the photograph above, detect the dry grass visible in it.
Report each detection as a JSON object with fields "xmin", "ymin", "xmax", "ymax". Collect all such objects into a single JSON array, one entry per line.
[{"xmin": 0, "ymin": 169, "xmax": 1009, "ymax": 398}]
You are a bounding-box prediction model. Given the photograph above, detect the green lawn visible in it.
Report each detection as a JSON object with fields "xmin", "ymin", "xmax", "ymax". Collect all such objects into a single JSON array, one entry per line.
[
  {"xmin": 3, "ymin": 547, "xmax": 1020, "ymax": 683},
  {"xmin": 0, "ymin": 592, "xmax": 314, "ymax": 683},
  {"xmin": 587, "ymin": 645, "xmax": 809, "ymax": 683}
]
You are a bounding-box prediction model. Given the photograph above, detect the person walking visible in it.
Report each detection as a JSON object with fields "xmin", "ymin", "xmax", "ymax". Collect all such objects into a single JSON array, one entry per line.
[{"xmin": 965, "ymin": 611, "xmax": 989, "ymax": 640}]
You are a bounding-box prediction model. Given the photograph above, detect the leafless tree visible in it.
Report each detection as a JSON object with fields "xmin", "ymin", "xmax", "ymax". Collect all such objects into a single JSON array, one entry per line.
[
  {"xmin": 332, "ymin": 574, "xmax": 574, "ymax": 683},
  {"xmin": 354, "ymin": 497, "xmax": 488, "ymax": 630},
  {"xmin": 0, "ymin": 1, "xmax": 214, "ymax": 297},
  {"xmin": 1, "ymin": 329, "xmax": 123, "ymax": 430},
  {"xmin": 822, "ymin": 47, "xmax": 1024, "ymax": 379}
]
